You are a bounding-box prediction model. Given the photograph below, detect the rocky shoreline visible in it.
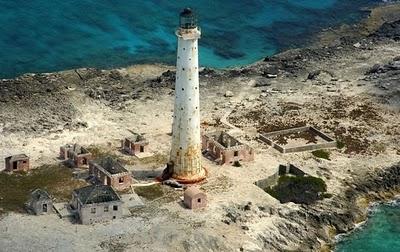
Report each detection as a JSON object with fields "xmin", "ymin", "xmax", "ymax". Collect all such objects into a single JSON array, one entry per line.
[{"xmin": 0, "ymin": 2, "xmax": 400, "ymax": 252}]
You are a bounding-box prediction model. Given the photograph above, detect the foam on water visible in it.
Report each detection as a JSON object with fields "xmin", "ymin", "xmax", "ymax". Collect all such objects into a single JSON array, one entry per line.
[
  {"xmin": 0, "ymin": 0, "xmax": 381, "ymax": 78},
  {"xmin": 336, "ymin": 199, "xmax": 400, "ymax": 252}
]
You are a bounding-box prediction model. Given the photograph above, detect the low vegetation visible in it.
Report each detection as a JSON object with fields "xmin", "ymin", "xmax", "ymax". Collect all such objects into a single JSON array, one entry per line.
[
  {"xmin": 265, "ymin": 175, "xmax": 328, "ymax": 204},
  {"xmin": 336, "ymin": 141, "xmax": 345, "ymax": 149},
  {"xmin": 134, "ymin": 184, "xmax": 164, "ymax": 200},
  {"xmin": 0, "ymin": 164, "xmax": 87, "ymax": 213},
  {"xmin": 312, "ymin": 149, "xmax": 330, "ymax": 160}
]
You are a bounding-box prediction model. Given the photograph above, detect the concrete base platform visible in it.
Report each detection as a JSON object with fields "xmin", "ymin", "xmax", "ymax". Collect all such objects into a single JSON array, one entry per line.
[
  {"xmin": 53, "ymin": 203, "xmax": 74, "ymax": 218},
  {"xmin": 121, "ymin": 193, "xmax": 144, "ymax": 208},
  {"xmin": 134, "ymin": 152, "xmax": 154, "ymax": 159}
]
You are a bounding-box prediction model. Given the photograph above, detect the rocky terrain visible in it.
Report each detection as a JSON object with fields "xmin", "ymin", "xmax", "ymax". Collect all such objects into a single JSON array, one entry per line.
[{"xmin": 0, "ymin": 3, "xmax": 400, "ymax": 252}]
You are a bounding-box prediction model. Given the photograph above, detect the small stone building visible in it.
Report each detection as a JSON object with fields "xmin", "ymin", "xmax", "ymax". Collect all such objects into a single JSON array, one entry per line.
[
  {"xmin": 26, "ymin": 189, "xmax": 53, "ymax": 215},
  {"xmin": 70, "ymin": 185, "xmax": 123, "ymax": 225},
  {"xmin": 121, "ymin": 133, "xmax": 149, "ymax": 156},
  {"xmin": 202, "ymin": 131, "xmax": 254, "ymax": 165},
  {"xmin": 5, "ymin": 154, "xmax": 30, "ymax": 172},
  {"xmin": 60, "ymin": 144, "xmax": 92, "ymax": 168},
  {"xmin": 184, "ymin": 187, "xmax": 207, "ymax": 209},
  {"xmin": 89, "ymin": 157, "xmax": 132, "ymax": 191}
]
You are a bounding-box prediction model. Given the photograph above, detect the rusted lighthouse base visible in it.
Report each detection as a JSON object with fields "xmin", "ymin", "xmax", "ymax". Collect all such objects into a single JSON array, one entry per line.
[
  {"xmin": 172, "ymin": 167, "xmax": 208, "ymax": 184},
  {"xmin": 159, "ymin": 162, "xmax": 208, "ymax": 184}
]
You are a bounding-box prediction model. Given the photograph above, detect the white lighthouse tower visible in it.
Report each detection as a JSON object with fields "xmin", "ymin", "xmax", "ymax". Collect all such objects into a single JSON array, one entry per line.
[{"xmin": 169, "ymin": 8, "xmax": 206, "ymax": 183}]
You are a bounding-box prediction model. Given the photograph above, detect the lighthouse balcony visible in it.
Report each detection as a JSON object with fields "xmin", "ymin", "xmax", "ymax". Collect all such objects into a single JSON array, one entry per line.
[{"xmin": 176, "ymin": 27, "xmax": 201, "ymax": 40}]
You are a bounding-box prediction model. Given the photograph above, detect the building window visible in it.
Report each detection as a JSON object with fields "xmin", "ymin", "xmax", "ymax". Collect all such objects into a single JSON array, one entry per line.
[
  {"xmin": 104, "ymin": 206, "xmax": 109, "ymax": 212},
  {"xmin": 182, "ymin": 68, "xmax": 185, "ymax": 71},
  {"xmin": 119, "ymin": 177, "xmax": 124, "ymax": 184},
  {"xmin": 91, "ymin": 208, "xmax": 96, "ymax": 214},
  {"xmin": 113, "ymin": 205, "xmax": 118, "ymax": 211},
  {"xmin": 197, "ymin": 198, "xmax": 201, "ymax": 203},
  {"xmin": 42, "ymin": 204, "xmax": 48, "ymax": 212},
  {"xmin": 140, "ymin": 146, "xmax": 144, "ymax": 152},
  {"xmin": 234, "ymin": 151, "xmax": 239, "ymax": 157}
]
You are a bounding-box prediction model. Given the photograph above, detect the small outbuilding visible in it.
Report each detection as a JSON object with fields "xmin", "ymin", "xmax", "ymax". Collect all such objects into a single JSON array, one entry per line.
[
  {"xmin": 4, "ymin": 154, "xmax": 30, "ymax": 172},
  {"xmin": 60, "ymin": 144, "xmax": 92, "ymax": 168},
  {"xmin": 70, "ymin": 185, "xmax": 123, "ymax": 225},
  {"xmin": 89, "ymin": 157, "xmax": 133, "ymax": 191},
  {"xmin": 26, "ymin": 189, "xmax": 53, "ymax": 215},
  {"xmin": 121, "ymin": 133, "xmax": 149, "ymax": 156},
  {"xmin": 184, "ymin": 187, "xmax": 207, "ymax": 209}
]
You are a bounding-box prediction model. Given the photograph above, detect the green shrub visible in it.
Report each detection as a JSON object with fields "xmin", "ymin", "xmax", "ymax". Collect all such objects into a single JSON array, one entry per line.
[
  {"xmin": 336, "ymin": 141, "xmax": 345, "ymax": 149},
  {"xmin": 312, "ymin": 149, "xmax": 330, "ymax": 160},
  {"xmin": 233, "ymin": 161, "xmax": 242, "ymax": 167}
]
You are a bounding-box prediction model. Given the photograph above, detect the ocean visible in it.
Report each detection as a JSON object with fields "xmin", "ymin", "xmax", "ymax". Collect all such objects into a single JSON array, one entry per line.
[
  {"xmin": 336, "ymin": 200, "xmax": 400, "ymax": 251},
  {"xmin": 0, "ymin": 0, "xmax": 381, "ymax": 78}
]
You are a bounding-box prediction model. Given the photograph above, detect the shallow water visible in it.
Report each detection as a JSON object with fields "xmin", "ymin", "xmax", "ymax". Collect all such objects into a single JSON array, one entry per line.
[
  {"xmin": 336, "ymin": 200, "xmax": 400, "ymax": 252},
  {"xmin": 0, "ymin": 0, "xmax": 380, "ymax": 78}
]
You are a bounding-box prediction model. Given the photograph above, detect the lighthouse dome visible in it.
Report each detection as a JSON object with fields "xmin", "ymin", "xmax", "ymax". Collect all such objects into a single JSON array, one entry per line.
[{"xmin": 179, "ymin": 8, "xmax": 197, "ymax": 29}]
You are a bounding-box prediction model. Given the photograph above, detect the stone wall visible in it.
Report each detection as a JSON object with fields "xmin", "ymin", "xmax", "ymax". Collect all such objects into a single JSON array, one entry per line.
[
  {"xmin": 255, "ymin": 164, "xmax": 306, "ymax": 189},
  {"xmin": 202, "ymin": 133, "xmax": 254, "ymax": 165},
  {"xmin": 4, "ymin": 156, "xmax": 30, "ymax": 172},
  {"xmin": 259, "ymin": 126, "xmax": 337, "ymax": 153}
]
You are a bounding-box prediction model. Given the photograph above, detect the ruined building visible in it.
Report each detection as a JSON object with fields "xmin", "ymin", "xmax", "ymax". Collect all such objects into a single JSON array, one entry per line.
[
  {"xmin": 60, "ymin": 144, "xmax": 92, "ymax": 167},
  {"xmin": 168, "ymin": 8, "xmax": 206, "ymax": 183},
  {"xmin": 4, "ymin": 154, "xmax": 30, "ymax": 172},
  {"xmin": 121, "ymin": 133, "xmax": 149, "ymax": 156},
  {"xmin": 202, "ymin": 131, "xmax": 254, "ymax": 165},
  {"xmin": 26, "ymin": 189, "xmax": 53, "ymax": 215},
  {"xmin": 184, "ymin": 187, "xmax": 207, "ymax": 209},
  {"xmin": 89, "ymin": 157, "xmax": 133, "ymax": 191},
  {"xmin": 70, "ymin": 185, "xmax": 123, "ymax": 225}
]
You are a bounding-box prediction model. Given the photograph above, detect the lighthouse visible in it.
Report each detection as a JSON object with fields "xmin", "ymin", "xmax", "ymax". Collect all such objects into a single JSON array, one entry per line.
[{"xmin": 168, "ymin": 8, "xmax": 206, "ymax": 183}]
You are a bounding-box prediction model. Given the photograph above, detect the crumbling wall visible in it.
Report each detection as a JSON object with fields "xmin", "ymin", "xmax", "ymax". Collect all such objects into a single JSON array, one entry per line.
[
  {"xmin": 89, "ymin": 162, "xmax": 132, "ymax": 191},
  {"xmin": 121, "ymin": 139, "xmax": 148, "ymax": 156},
  {"xmin": 256, "ymin": 164, "xmax": 306, "ymax": 190},
  {"xmin": 5, "ymin": 156, "xmax": 30, "ymax": 172},
  {"xmin": 202, "ymin": 133, "xmax": 254, "ymax": 165},
  {"xmin": 221, "ymin": 147, "xmax": 255, "ymax": 165},
  {"xmin": 260, "ymin": 126, "xmax": 337, "ymax": 153}
]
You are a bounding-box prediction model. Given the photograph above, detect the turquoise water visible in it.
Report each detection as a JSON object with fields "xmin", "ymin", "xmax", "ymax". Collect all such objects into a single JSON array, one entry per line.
[
  {"xmin": 336, "ymin": 200, "xmax": 400, "ymax": 252},
  {"xmin": 0, "ymin": 0, "xmax": 380, "ymax": 78}
]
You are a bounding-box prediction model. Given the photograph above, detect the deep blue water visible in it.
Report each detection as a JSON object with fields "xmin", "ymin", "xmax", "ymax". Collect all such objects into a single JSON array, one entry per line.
[
  {"xmin": 336, "ymin": 200, "xmax": 400, "ymax": 252},
  {"xmin": 0, "ymin": 0, "xmax": 381, "ymax": 78}
]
